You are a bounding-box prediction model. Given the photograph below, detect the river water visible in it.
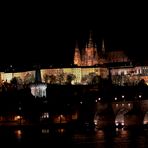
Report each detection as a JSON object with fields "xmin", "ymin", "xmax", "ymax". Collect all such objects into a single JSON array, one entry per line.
[{"xmin": 0, "ymin": 126, "xmax": 147, "ymax": 147}]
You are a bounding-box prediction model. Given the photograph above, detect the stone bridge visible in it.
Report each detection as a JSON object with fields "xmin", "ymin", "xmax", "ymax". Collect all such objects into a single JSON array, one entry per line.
[{"xmin": 93, "ymin": 100, "xmax": 148, "ymax": 128}]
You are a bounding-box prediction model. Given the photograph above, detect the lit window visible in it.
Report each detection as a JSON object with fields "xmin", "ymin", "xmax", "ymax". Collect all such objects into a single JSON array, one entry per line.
[{"xmin": 41, "ymin": 112, "xmax": 49, "ymax": 119}]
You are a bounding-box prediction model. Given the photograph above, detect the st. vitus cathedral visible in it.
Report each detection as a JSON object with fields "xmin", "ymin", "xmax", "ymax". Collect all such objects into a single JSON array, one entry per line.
[{"xmin": 74, "ymin": 31, "xmax": 129, "ymax": 66}]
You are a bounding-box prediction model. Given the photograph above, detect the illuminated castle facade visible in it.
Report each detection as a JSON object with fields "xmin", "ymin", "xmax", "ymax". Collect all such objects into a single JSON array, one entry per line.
[{"xmin": 0, "ymin": 31, "xmax": 148, "ymax": 86}]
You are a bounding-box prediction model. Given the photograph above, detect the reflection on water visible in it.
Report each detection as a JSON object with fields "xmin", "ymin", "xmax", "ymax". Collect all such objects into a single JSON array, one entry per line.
[
  {"xmin": 41, "ymin": 128, "xmax": 50, "ymax": 134},
  {"xmin": 14, "ymin": 129, "xmax": 22, "ymax": 141},
  {"xmin": 115, "ymin": 128, "xmax": 129, "ymax": 138},
  {"xmin": 0, "ymin": 126, "xmax": 147, "ymax": 147},
  {"xmin": 95, "ymin": 130, "xmax": 105, "ymax": 140},
  {"xmin": 57, "ymin": 128, "xmax": 65, "ymax": 134}
]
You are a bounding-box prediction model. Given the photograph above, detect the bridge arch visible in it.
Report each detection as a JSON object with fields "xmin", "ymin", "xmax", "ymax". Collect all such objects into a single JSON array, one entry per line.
[
  {"xmin": 115, "ymin": 108, "xmax": 129, "ymax": 127},
  {"xmin": 94, "ymin": 107, "xmax": 115, "ymax": 129}
]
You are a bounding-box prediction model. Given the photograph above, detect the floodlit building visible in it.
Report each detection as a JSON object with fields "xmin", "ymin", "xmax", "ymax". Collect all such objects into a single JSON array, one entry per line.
[
  {"xmin": 74, "ymin": 31, "xmax": 107, "ymax": 66},
  {"xmin": 30, "ymin": 68, "xmax": 47, "ymax": 98},
  {"xmin": 0, "ymin": 31, "xmax": 147, "ymax": 86},
  {"xmin": 73, "ymin": 31, "xmax": 129, "ymax": 67}
]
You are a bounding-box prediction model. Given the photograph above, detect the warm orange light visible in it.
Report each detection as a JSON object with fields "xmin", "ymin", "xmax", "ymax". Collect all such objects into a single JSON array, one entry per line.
[{"xmin": 14, "ymin": 115, "xmax": 21, "ymax": 121}]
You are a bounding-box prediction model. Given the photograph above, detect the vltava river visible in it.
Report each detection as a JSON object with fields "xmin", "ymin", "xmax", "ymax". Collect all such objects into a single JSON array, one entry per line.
[{"xmin": 0, "ymin": 126, "xmax": 147, "ymax": 147}]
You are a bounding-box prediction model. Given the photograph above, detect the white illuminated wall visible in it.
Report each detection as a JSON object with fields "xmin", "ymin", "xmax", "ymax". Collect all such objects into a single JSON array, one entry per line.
[{"xmin": 30, "ymin": 83, "xmax": 47, "ymax": 98}]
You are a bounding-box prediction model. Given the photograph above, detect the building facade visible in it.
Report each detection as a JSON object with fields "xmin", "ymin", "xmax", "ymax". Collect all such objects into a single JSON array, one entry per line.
[{"xmin": 0, "ymin": 31, "xmax": 147, "ymax": 86}]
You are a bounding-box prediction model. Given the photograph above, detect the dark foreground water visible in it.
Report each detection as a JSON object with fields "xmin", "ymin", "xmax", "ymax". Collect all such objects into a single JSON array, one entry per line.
[{"xmin": 0, "ymin": 126, "xmax": 148, "ymax": 148}]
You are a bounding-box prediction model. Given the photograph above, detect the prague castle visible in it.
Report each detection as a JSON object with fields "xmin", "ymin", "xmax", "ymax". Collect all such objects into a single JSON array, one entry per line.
[{"xmin": 0, "ymin": 31, "xmax": 148, "ymax": 86}]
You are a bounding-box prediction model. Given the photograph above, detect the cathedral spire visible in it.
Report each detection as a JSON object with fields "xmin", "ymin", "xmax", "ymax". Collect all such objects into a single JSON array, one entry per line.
[
  {"xmin": 94, "ymin": 43, "xmax": 99, "ymax": 65},
  {"xmin": 88, "ymin": 30, "xmax": 93, "ymax": 48},
  {"xmin": 74, "ymin": 41, "xmax": 81, "ymax": 66}
]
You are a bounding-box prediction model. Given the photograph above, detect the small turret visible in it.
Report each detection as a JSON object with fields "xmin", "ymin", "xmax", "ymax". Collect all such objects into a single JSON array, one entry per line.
[
  {"xmin": 102, "ymin": 39, "xmax": 105, "ymax": 54},
  {"xmin": 74, "ymin": 41, "xmax": 81, "ymax": 66},
  {"xmin": 88, "ymin": 30, "xmax": 93, "ymax": 48}
]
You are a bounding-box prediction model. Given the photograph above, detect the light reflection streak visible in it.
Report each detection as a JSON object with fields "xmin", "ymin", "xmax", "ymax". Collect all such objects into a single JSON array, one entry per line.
[{"xmin": 14, "ymin": 129, "xmax": 22, "ymax": 140}]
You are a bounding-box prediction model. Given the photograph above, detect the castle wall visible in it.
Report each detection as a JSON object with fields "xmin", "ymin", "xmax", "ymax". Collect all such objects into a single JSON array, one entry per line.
[
  {"xmin": 1, "ymin": 72, "xmax": 13, "ymax": 83},
  {"xmin": 40, "ymin": 67, "xmax": 107, "ymax": 84},
  {"xmin": 0, "ymin": 71, "xmax": 35, "ymax": 83},
  {"xmin": 0, "ymin": 66, "xmax": 148, "ymax": 86}
]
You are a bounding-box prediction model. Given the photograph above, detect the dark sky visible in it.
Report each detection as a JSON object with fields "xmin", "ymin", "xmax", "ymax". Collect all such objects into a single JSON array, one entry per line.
[{"xmin": 1, "ymin": 3, "xmax": 148, "ymax": 66}]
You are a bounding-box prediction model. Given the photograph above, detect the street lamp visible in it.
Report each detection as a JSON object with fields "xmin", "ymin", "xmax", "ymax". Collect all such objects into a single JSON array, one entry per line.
[{"xmin": 18, "ymin": 102, "xmax": 22, "ymax": 125}]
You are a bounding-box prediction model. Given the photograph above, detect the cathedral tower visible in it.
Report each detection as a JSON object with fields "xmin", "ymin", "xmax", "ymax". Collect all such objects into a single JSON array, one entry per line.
[
  {"xmin": 73, "ymin": 31, "xmax": 107, "ymax": 66},
  {"xmin": 74, "ymin": 41, "xmax": 81, "ymax": 66},
  {"xmin": 82, "ymin": 31, "xmax": 99, "ymax": 66}
]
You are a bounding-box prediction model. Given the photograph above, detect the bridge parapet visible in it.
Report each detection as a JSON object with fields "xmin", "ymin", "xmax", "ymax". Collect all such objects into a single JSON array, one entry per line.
[{"xmin": 112, "ymin": 101, "xmax": 133, "ymax": 115}]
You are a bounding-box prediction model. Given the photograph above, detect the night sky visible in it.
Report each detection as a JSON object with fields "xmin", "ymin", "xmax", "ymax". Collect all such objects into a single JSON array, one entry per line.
[{"xmin": 1, "ymin": 3, "xmax": 148, "ymax": 66}]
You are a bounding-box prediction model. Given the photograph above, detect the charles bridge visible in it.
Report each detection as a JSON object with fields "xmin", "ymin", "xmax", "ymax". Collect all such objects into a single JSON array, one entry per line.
[{"xmin": 93, "ymin": 99, "xmax": 148, "ymax": 128}]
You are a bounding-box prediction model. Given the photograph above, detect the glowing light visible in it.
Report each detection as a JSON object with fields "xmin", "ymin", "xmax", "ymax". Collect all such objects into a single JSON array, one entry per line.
[
  {"xmin": 139, "ymin": 95, "xmax": 142, "ymax": 98},
  {"xmin": 14, "ymin": 115, "xmax": 21, "ymax": 121},
  {"xmin": 115, "ymin": 121, "xmax": 119, "ymax": 126},
  {"xmin": 143, "ymin": 112, "xmax": 148, "ymax": 125},
  {"xmin": 58, "ymin": 128, "xmax": 65, "ymax": 134},
  {"xmin": 98, "ymin": 97, "xmax": 101, "ymax": 101},
  {"xmin": 121, "ymin": 122, "xmax": 124, "ymax": 126},
  {"xmin": 116, "ymin": 104, "xmax": 119, "ymax": 107},
  {"xmin": 14, "ymin": 129, "xmax": 22, "ymax": 140},
  {"xmin": 42, "ymin": 129, "xmax": 49, "ymax": 134},
  {"xmin": 41, "ymin": 112, "xmax": 49, "ymax": 119},
  {"xmin": 94, "ymin": 120, "xmax": 97, "ymax": 125}
]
